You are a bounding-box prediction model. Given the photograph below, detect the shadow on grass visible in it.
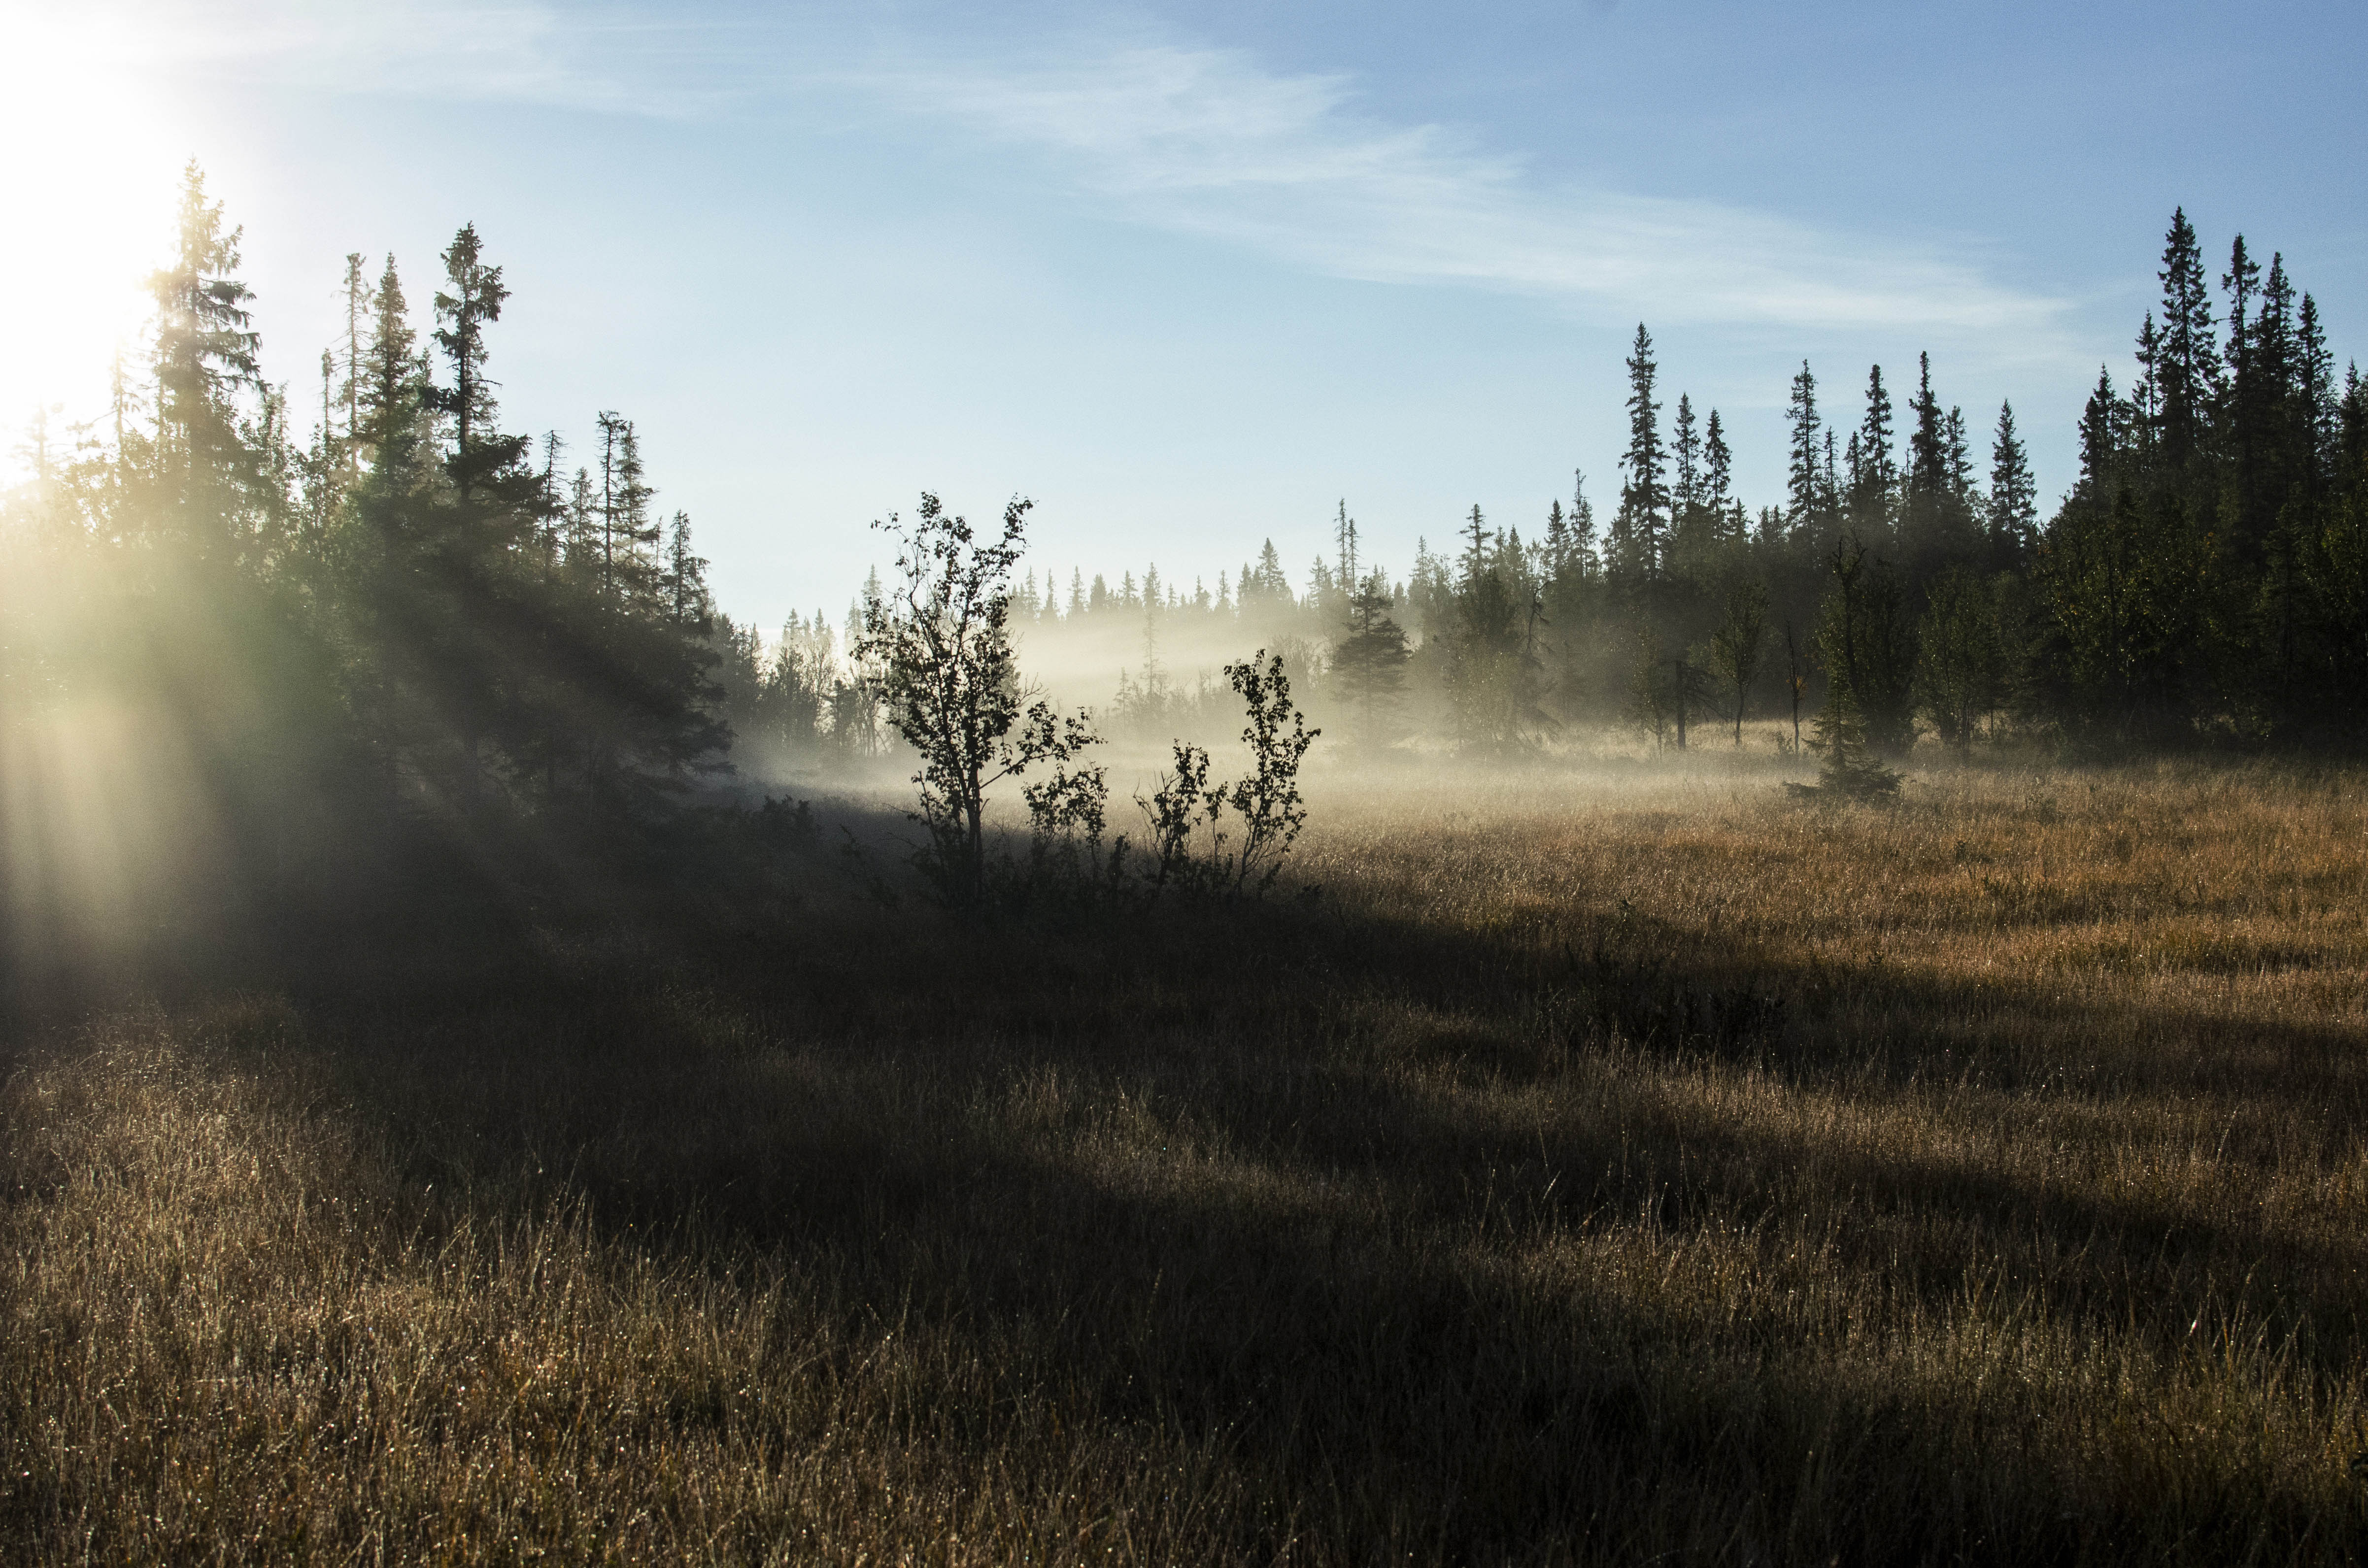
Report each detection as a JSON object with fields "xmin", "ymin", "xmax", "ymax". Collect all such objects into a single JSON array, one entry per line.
[{"xmin": 117, "ymin": 852, "xmax": 2362, "ymax": 1565}]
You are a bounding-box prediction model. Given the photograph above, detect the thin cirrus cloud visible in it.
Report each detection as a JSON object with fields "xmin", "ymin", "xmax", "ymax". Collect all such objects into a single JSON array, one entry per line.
[
  {"xmin": 84, "ymin": 1, "xmax": 2081, "ymax": 362},
  {"xmin": 850, "ymin": 40, "xmax": 2078, "ymax": 356},
  {"xmin": 67, "ymin": 0, "xmax": 712, "ymax": 117}
]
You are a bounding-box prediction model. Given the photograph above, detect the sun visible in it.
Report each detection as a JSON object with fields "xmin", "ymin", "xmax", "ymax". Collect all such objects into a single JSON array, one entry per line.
[{"xmin": 0, "ymin": 9, "xmax": 182, "ymax": 461}]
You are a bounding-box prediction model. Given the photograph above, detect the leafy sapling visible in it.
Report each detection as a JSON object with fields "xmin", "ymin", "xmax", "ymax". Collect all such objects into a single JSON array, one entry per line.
[
  {"xmin": 1019, "ymin": 704, "xmax": 1113, "ymax": 877},
  {"xmin": 1223, "ymin": 650, "xmax": 1318, "ymax": 894},
  {"xmin": 1137, "ymin": 649, "xmax": 1319, "ymax": 898},
  {"xmin": 1143, "ymin": 740, "xmax": 1219, "ymax": 893},
  {"xmin": 857, "ymin": 493, "xmax": 1107, "ymax": 905}
]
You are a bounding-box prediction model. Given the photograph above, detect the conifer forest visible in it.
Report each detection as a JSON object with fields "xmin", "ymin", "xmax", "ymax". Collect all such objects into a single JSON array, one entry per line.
[{"xmin": 7, "ymin": 165, "xmax": 2368, "ymax": 1565}]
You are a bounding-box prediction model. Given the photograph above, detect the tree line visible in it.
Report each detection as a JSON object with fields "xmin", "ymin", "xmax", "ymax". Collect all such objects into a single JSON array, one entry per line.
[
  {"xmin": 6, "ymin": 179, "xmax": 2364, "ymax": 902},
  {"xmin": 808, "ymin": 209, "xmax": 2365, "ymax": 766}
]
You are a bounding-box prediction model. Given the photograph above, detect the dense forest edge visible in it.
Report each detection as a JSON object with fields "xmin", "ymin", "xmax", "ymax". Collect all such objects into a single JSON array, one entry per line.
[{"xmin": 3, "ymin": 165, "xmax": 2366, "ymax": 988}]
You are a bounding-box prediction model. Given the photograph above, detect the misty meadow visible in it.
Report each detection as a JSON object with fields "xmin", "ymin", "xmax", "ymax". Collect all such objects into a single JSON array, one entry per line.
[{"xmin": 5, "ymin": 109, "xmax": 2368, "ymax": 1568}]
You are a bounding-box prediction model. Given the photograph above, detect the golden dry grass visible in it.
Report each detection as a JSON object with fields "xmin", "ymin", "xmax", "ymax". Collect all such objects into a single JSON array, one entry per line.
[{"xmin": 6, "ymin": 759, "xmax": 2368, "ymax": 1563}]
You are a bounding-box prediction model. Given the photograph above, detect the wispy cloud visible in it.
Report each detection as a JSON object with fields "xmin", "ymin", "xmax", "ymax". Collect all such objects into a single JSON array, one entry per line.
[
  {"xmin": 855, "ymin": 39, "xmax": 2073, "ymax": 352},
  {"xmin": 70, "ymin": 2, "xmax": 2079, "ymax": 359},
  {"xmin": 66, "ymin": 0, "xmax": 716, "ymax": 116}
]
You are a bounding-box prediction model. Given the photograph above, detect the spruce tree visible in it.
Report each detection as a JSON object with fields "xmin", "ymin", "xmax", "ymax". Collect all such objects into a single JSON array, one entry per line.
[
  {"xmin": 1670, "ymin": 392, "xmax": 1702, "ymax": 553},
  {"xmin": 1459, "ymin": 504, "xmax": 1491, "ymax": 585},
  {"xmin": 1254, "ymin": 540, "xmax": 1288, "ymax": 599},
  {"xmin": 2259, "ymin": 253, "xmax": 2297, "ymax": 398},
  {"xmin": 2253, "ymin": 253, "xmax": 2305, "ymax": 699},
  {"xmin": 2155, "ymin": 208, "xmax": 2218, "ymax": 467},
  {"xmin": 2224, "ymin": 235, "xmax": 2276, "ymax": 562},
  {"xmin": 1786, "ymin": 361, "xmax": 1823, "ymax": 536},
  {"xmin": 1565, "ymin": 469, "xmax": 1598, "ymax": 573},
  {"xmin": 2343, "ymin": 364, "xmax": 2368, "ymax": 492},
  {"xmin": 2041, "ymin": 480, "xmax": 2207, "ymax": 744},
  {"xmin": 302, "ymin": 349, "xmax": 338, "ymax": 548},
  {"xmin": 1703, "ymin": 409, "xmax": 1737, "ymax": 543},
  {"xmin": 1907, "ymin": 353, "xmax": 1948, "ymax": 499},
  {"xmin": 358, "ymin": 256, "xmax": 417, "ymax": 464},
  {"xmin": 1614, "ymin": 323, "xmax": 1668, "ymax": 581},
  {"xmin": 338, "ymin": 252, "xmax": 371, "ymax": 476},
  {"xmin": 562, "ymin": 467, "xmax": 597, "ymax": 569},
  {"xmin": 1332, "ymin": 567, "xmax": 1412, "ymax": 749},
  {"xmin": 1449, "ymin": 505, "xmax": 1535, "ymax": 754},
  {"xmin": 1333, "ymin": 499, "xmax": 1359, "ymax": 593},
  {"xmin": 1945, "ymin": 406, "xmax": 1973, "ymax": 496},
  {"xmin": 2226, "ymin": 234, "xmax": 2262, "ymax": 373},
  {"xmin": 594, "ymin": 411, "xmax": 645, "ymax": 599},
  {"xmin": 536, "ymin": 431, "xmax": 566, "ymax": 566},
  {"xmin": 2076, "ymin": 369, "xmax": 2128, "ymax": 500},
  {"xmin": 1241, "ymin": 540, "xmax": 1290, "ymax": 636},
  {"xmin": 2299, "ymin": 295, "xmax": 2337, "ymax": 497},
  {"xmin": 2139, "ymin": 317, "xmax": 2172, "ymax": 457},
  {"xmin": 146, "ymin": 161, "xmax": 261, "ymax": 547},
  {"xmin": 428, "ymin": 223, "xmax": 520, "ymax": 498},
  {"xmin": 1850, "ymin": 365, "xmax": 1897, "ymax": 525},
  {"xmin": 396, "ymin": 225, "xmax": 541, "ymax": 806},
  {"xmin": 1989, "ymin": 402, "xmax": 2046, "ymax": 575},
  {"xmin": 1898, "ymin": 354, "xmax": 1979, "ymax": 573},
  {"xmin": 664, "ymin": 512, "xmax": 711, "ymax": 628}
]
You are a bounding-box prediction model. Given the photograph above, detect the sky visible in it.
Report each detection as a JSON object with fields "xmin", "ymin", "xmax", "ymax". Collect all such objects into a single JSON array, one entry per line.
[{"xmin": 4, "ymin": 0, "xmax": 2364, "ymax": 629}]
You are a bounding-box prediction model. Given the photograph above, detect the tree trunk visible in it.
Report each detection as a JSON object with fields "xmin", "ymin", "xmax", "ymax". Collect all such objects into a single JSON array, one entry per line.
[{"xmin": 965, "ymin": 794, "xmax": 984, "ymax": 904}]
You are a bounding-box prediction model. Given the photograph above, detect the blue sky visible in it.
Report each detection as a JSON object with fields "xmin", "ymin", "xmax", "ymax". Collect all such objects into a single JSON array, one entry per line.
[{"xmin": 6, "ymin": 0, "xmax": 2364, "ymax": 628}]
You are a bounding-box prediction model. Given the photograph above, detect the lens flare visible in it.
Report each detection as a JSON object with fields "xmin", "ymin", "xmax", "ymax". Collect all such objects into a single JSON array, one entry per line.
[{"xmin": 0, "ymin": 11, "xmax": 181, "ymax": 457}]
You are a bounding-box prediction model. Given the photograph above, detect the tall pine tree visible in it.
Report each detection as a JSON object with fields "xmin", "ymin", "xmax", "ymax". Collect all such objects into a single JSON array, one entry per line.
[{"xmin": 1613, "ymin": 324, "xmax": 1668, "ymax": 582}]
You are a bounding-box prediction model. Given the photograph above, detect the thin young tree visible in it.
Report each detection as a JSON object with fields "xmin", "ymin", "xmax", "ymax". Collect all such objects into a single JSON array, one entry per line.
[
  {"xmin": 1624, "ymin": 629, "xmax": 1670, "ymax": 750},
  {"xmin": 1781, "ymin": 618, "xmax": 1807, "ymax": 753},
  {"xmin": 859, "ymin": 493, "xmax": 1100, "ymax": 906},
  {"xmin": 1333, "ymin": 499, "xmax": 1359, "ymax": 604},
  {"xmin": 1708, "ymin": 580, "xmax": 1768, "ymax": 745},
  {"xmin": 338, "ymin": 251, "xmax": 371, "ymax": 478}
]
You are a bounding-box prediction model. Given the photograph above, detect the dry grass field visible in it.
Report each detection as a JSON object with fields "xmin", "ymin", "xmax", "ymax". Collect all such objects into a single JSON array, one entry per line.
[{"xmin": 6, "ymin": 758, "xmax": 2368, "ymax": 1563}]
